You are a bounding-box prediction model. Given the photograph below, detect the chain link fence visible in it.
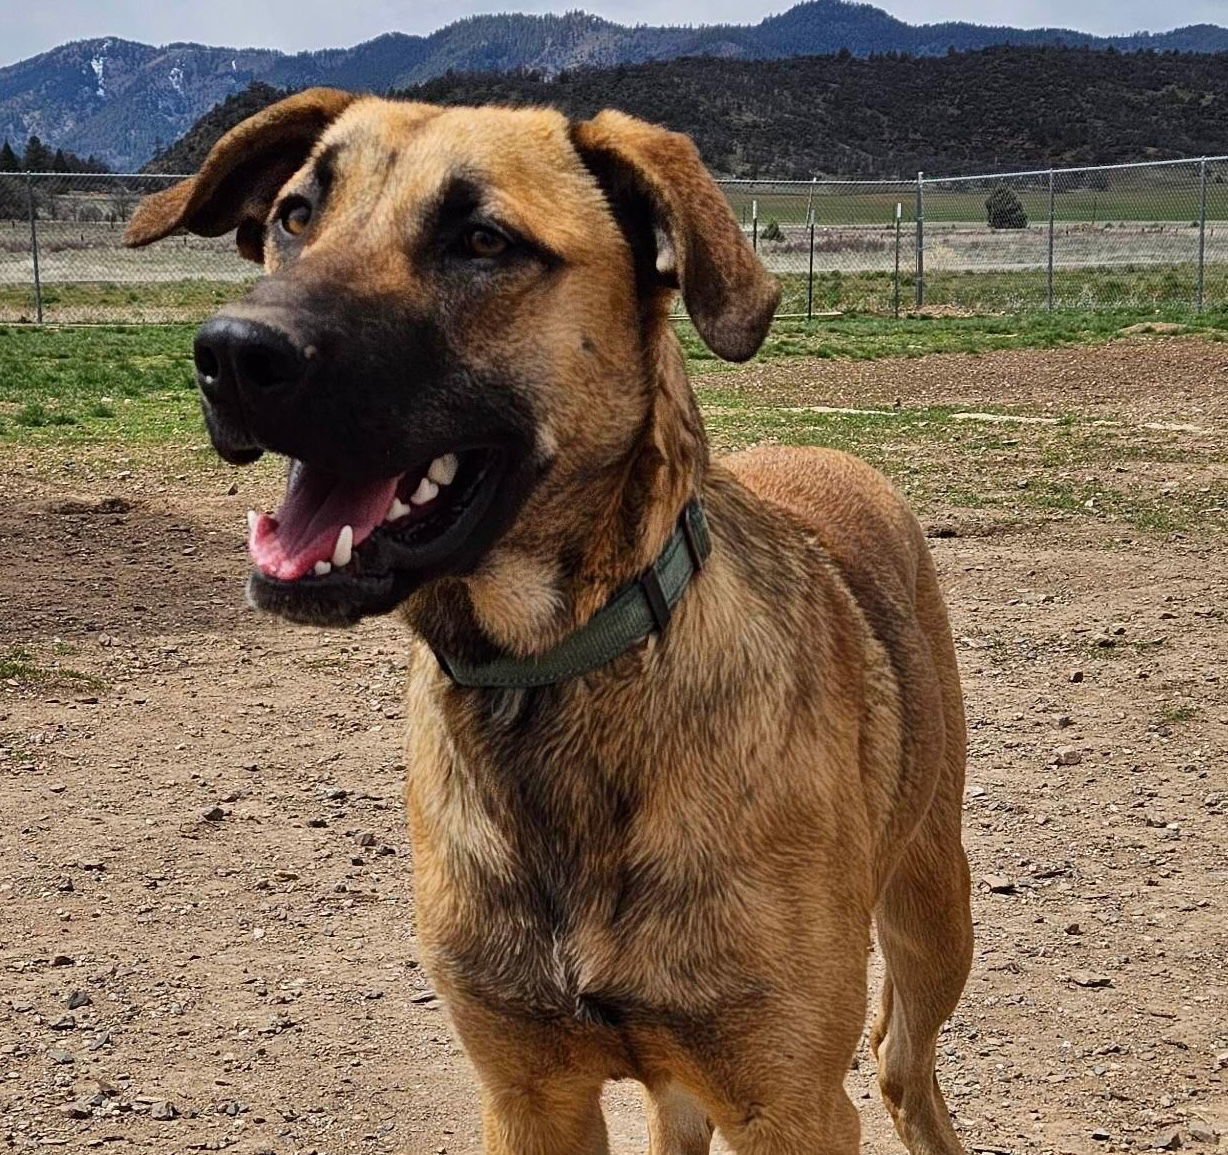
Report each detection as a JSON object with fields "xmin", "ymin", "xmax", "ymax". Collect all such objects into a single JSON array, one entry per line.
[{"xmin": 1, "ymin": 158, "xmax": 1225, "ymax": 324}]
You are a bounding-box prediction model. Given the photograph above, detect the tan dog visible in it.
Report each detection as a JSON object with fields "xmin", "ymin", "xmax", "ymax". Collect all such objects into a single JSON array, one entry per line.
[{"xmin": 126, "ymin": 89, "xmax": 972, "ymax": 1155}]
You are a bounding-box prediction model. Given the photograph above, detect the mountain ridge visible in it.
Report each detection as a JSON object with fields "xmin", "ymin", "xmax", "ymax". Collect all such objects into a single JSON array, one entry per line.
[{"xmin": 4, "ymin": 1, "xmax": 1228, "ymax": 171}]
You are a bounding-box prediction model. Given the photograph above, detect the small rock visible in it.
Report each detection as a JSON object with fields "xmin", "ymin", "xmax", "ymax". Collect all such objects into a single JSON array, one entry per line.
[
  {"xmin": 1149, "ymin": 1128, "xmax": 1182, "ymax": 1150},
  {"xmin": 1054, "ymin": 746, "xmax": 1083, "ymax": 766},
  {"xmin": 1188, "ymin": 1124, "xmax": 1217, "ymax": 1143},
  {"xmin": 48, "ymin": 1049, "xmax": 75, "ymax": 1065},
  {"xmin": 201, "ymin": 806, "xmax": 225, "ymax": 822},
  {"xmin": 1092, "ymin": 1128, "xmax": 1111, "ymax": 1141},
  {"xmin": 1064, "ymin": 923, "xmax": 1082, "ymax": 935},
  {"xmin": 1056, "ymin": 714, "xmax": 1073, "ymax": 728},
  {"xmin": 51, "ymin": 953, "xmax": 75, "ymax": 966},
  {"xmin": 1072, "ymin": 970, "xmax": 1112, "ymax": 988},
  {"xmin": 150, "ymin": 1101, "xmax": 178, "ymax": 1121},
  {"xmin": 981, "ymin": 874, "xmax": 1016, "ymax": 894},
  {"xmin": 66, "ymin": 990, "xmax": 91, "ymax": 1010},
  {"xmin": 355, "ymin": 831, "xmax": 377, "ymax": 848},
  {"xmin": 307, "ymin": 817, "xmax": 328, "ymax": 829},
  {"xmin": 1070, "ymin": 670, "xmax": 1085, "ymax": 683},
  {"xmin": 226, "ymin": 482, "xmax": 239, "ymax": 496},
  {"xmin": 59, "ymin": 1101, "xmax": 92, "ymax": 1119},
  {"xmin": 49, "ymin": 1013, "xmax": 76, "ymax": 1030}
]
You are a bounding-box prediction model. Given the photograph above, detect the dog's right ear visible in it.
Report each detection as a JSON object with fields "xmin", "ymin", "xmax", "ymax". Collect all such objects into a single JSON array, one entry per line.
[{"xmin": 124, "ymin": 87, "xmax": 357, "ymax": 262}]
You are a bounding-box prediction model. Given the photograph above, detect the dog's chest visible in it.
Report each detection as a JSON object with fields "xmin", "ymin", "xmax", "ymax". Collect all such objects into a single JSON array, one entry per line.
[{"xmin": 408, "ymin": 732, "xmax": 746, "ymax": 1024}]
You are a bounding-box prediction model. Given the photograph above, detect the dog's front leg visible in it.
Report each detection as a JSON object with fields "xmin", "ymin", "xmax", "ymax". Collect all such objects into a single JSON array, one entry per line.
[
  {"xmin": 480, "ymin": 1075, "xmax": 609, "ymax": 1155},
  {"xmin": 645, "ymin": 1082, "xmax": 714, "ymax": 1155},
  {"xmin": 444, "ymin": 994, "xmax": 610, "ymax": 1155}
]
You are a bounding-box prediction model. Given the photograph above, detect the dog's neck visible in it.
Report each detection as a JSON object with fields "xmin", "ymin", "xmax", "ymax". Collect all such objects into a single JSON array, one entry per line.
[{"xmin": 403, "ymin": 324, "xmax": 707, "ymax": 666}]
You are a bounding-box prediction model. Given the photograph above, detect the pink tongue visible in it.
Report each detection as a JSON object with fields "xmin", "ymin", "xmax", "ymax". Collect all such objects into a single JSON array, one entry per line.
[{"xmin": 249, "ymin": 462, "xmax": 401, "ymax": 581}]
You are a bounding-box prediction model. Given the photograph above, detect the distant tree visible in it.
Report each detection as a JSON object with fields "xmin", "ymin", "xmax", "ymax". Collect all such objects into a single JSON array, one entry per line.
[
  {"xmin": 986, "ymin": 184, "xmax": 1027, "ymax": 229},
  {"xmin": 0, "ymin": 140, "xmax": 18, "ymax": 172},
  {"xmin": 22, "ymin": 135, "xmax": 54, "ymax": 172},
  {"xmin": 760, "ymin": 218, "xmax": 784, "ymax": 241},
  {"xmin": 0, "ymin": 173, "xmax": 24, "ymax": 218}
]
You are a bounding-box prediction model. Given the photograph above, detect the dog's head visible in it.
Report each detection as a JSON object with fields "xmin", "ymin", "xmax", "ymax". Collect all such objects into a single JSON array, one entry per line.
[{"xmin": 126, "ymin": 89, "xmax": 778, "ymax": 632}]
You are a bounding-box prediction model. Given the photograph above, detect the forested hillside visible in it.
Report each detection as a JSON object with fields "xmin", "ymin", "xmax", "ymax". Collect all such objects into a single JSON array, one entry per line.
[{"xmin": 150, "ymin": 46, "xmax": 1228, "ymax": 180}]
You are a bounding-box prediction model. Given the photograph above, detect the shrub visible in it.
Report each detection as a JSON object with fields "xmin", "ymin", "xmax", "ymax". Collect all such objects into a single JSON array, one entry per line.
[{"xmin": 986, "ymin": 185, "xmax": 1028, "ymax": 229}]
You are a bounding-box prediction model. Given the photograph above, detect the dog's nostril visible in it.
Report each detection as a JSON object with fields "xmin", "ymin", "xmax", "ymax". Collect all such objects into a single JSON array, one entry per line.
[
  {"xmin": 194, "ymin": 343, "xmax": 221, "ymax": 384},
  {"xmin": 236, "ymin": 345, "xmax": 291, "ymax": 391}
]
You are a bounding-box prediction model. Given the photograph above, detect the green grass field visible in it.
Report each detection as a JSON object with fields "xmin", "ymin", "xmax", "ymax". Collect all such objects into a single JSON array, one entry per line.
[
  {"xmin": 724, "ymin": 179, "xmax": 1228, "ymax": 227},
  {"xmin": 4, "ymin": 308, "xmax": 1227, "ymax": 443}
]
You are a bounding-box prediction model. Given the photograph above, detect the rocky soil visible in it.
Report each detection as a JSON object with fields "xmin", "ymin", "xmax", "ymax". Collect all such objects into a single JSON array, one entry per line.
[{"xmin": 2, "ymin": 340, "xmax": 1226, "ymax": 1154}]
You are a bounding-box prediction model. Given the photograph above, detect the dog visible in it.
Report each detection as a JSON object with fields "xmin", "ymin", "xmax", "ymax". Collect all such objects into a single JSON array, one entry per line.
[{"xmin": 125, "ymin": 88, "xmax": 973, "ymax": 1155}]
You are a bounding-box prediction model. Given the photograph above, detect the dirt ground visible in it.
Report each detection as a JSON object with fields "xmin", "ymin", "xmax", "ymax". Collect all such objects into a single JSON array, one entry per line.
[{"xmin": 2, "ymin": 340, "xmax": 1226, "ymax": 1155}]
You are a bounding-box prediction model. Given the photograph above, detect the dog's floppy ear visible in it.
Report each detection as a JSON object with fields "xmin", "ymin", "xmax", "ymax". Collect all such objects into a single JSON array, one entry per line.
[
  {"xmin": 124, "ymin": 87, "xmax": 357, "ymax": 262},
  {"xmin": 570, "ymin": 110, "xmax": 780, "ymax": 363}
]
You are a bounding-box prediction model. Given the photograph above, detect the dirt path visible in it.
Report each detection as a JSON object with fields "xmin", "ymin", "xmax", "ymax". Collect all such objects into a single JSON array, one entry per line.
[{"xmin": 2, "ymin": 340, "xmax": 1226, "ymax": 1155}]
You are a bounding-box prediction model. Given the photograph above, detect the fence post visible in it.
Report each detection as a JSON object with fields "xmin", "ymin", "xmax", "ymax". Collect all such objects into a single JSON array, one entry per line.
[
  {"xmin": 894, "ymin": 202, "xmax": 902, "ymax": 319},
  {"xmin": 1197, "ymin": 157, "xmax": 1208, "ymax": 313},
  {"xmin": 751, "ymin": 198, "xmax": 758, "ymax": 253},
  {"xmin": 915, "ymin": 172, "xmax": 925, "ymax": 310},
  {"xmin": 1047, "ymin": 169, "xmax": 1055, "ymax": 312},
  {"xmin": 806, "ymin": 208, "xmax": 815, "ymax": 321},
  {"xmin": 25, "ymin": 172, "xmax": 44, "ymax": 325}
]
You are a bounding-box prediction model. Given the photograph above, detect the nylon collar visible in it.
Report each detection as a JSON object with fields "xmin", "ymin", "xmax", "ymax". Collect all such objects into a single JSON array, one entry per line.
[{"xmin": 433, "ymin": 499, "xmax": 710, "ymax": 689}]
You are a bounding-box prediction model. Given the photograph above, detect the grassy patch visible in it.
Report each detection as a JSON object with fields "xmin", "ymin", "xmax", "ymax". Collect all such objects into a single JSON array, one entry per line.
[
  {"xmin": 679, "ymin": 307, "xmax": 1228, "ymax": 369},
  {"xmin": 0, "ymin": 324, "xmax": 201, "ymax": 444},
  {"xmin": 0, "ymin": 646, "xmax": 107, "ymax": 693},
  {"xmin": 1157, "ymin": 702, "xmax": 1199, "ymax": 726}
]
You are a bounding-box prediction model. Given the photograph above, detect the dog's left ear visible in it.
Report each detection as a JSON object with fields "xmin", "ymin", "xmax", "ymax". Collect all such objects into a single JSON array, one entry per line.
[
  {"xmin": 570, "ymin": 110, "xmax": 780, "ymax": 362},
  {"xmin": 124, "ymin": 87, "xmax": 358, "ymax": 261}
]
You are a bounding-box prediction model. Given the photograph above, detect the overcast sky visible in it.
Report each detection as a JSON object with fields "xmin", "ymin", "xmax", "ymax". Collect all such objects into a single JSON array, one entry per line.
[{"xmin": 3, "ymin": 0, "xmax": 1226, "ymax": 68}]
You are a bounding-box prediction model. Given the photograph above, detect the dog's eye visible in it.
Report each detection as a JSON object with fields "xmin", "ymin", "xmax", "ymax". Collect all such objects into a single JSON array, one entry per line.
[
  {"xmin": 278, "ymin": 198, "xmax": 312, "ymax": 238},
  {"xmin": 461, "ymin": 227, "xmax": 509, "ymax": 259}
]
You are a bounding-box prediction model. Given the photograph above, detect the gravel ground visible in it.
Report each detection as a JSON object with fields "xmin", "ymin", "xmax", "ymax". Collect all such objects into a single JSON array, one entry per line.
[{"xmin": 1, "ymin": 338, "xmax": 1226, "ymax": 1155}]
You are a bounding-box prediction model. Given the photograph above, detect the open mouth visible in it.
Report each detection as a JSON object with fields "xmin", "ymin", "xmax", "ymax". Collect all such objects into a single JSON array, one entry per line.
[{"xmin": 245, "ymin": 447, "xmax": 515, "ymax": 625}]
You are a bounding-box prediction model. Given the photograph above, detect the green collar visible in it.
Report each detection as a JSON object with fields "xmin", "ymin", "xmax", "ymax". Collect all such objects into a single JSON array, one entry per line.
[{"xmin": 434, "ymin": 499, "xmax": 711, "ymax": 689}]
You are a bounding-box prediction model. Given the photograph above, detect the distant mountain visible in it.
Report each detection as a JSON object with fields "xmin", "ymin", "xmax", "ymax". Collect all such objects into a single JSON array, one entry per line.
[{"xmin": 3, "ymin": 1, "xmax": 1228, "ymax": 171}]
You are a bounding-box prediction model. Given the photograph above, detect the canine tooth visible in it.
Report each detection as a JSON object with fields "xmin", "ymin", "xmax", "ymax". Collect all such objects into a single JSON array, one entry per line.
[
  {"xmin": 427, "ymin": 453, "xmax": 459, "ymax": 486},
  {"xmin": 331, "ymin": 525, "xmax": 353, "ymax": 567},
  {"xmin": 386, "ymin": 497, "xmax": 411, "ymax": 522},
  {"xmin": 247, "ymin": 510, "xmax": 259, "ymax": 534},
  {"xmin": 410, "ymin": 478, "xmax": 439, "ymax": 506},
  {"xmin": 313, "ymin": 560, "xmax": 332, "ymax": 576}
]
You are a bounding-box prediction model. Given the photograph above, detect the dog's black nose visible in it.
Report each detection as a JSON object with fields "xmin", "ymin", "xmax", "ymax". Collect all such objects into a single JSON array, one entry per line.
[{"xmin": 194, "ymin": 316, "xmax": 305, "ymax": 400}]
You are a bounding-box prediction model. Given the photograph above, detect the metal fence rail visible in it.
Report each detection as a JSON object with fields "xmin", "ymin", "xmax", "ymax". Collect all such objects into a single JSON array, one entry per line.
[{"xmin": 1, "ymin": 157, "xmax": 1225, "ymax": 324}]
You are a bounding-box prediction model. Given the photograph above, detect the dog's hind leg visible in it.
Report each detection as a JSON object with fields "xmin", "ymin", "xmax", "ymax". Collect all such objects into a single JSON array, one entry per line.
[
  {"xmin": 871, "ymin": 798, "xmax": 972, "ymax": 1155},
  {"xmin": 644, "ymin": 1082, "xmax": 713, "ymax": 1155}
]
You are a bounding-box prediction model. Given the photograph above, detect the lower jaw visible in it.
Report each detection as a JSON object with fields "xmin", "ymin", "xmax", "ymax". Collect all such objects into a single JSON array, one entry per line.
[{"xmin": 246, "ymin": 567, "xmax": 410, "ymax": 627}]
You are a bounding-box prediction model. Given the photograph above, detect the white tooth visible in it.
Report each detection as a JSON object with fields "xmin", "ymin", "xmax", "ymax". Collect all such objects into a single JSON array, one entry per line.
[
  {"xmin": 410, "ymin": 477, "xmax": 439, "ymax": 506},
  {"xmin": 385, "ymin": 497, "xmax": 411, "ymax": 523},
  {"xmin": 247, "ymin": 509, "xmax": 259, "ymax": 535},
  {"xmin": 331, "ymin": 525, "xmax": 353, "ymax": 568},
  {"xmin": 313, "ymin": 560, "xmax": 332, "ymax": 576},
  {"xmin": 427, "ymin": 453, "xmax": 458, "ymax": 486}
]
